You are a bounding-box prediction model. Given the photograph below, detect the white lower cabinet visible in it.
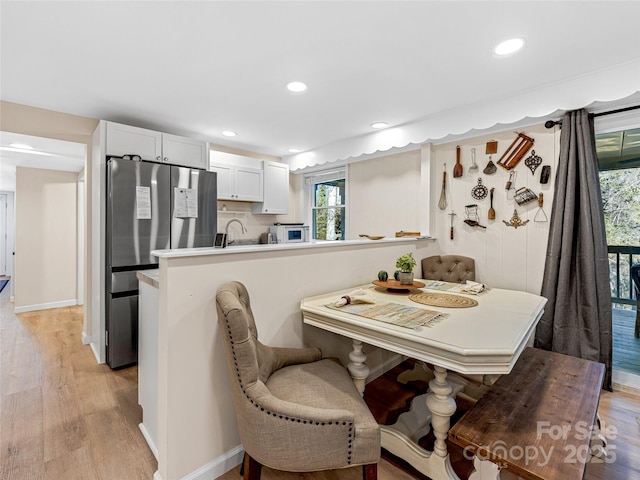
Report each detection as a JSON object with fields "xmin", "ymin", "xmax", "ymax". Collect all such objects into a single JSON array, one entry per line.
[{"xmin": 138, "ymin": 279, "xmax": 159, "ymax": 459}]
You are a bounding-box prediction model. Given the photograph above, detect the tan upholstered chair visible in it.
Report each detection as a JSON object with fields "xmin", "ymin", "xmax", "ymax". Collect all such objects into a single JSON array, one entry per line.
[
  {"xmin": 216, "ymin": 281, "xmax": 380, "ymax": 480},
  {"xmin": 421, "ymin": 254, "xmax": 476, "ymax": 283}
]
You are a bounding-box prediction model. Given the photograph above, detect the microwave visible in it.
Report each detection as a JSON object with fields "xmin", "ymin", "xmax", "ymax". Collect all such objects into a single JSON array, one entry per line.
[{"xmin": 269, "ymin": 224, "xmax": 309, "ymax": 244}]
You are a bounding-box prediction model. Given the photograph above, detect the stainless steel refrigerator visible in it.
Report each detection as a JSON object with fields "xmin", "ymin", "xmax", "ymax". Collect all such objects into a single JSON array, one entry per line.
[{"xmin": 106, "ymin": 156, "xmax": 217, "ymax": 368}]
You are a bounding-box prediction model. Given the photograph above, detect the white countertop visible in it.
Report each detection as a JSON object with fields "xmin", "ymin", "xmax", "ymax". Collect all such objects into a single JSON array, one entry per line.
[
  {"xmin": 137, "ymin": 269, "xmax": 160, "ymax": 288},
  {"xmin": 151, "ymin": 236, "xmax": 433, "ymax": 258}
]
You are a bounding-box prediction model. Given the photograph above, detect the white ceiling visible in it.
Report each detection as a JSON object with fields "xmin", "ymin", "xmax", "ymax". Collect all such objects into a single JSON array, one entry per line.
[{"xmin": 1, "ymin": 1, "xmax": 640, "ymax": 166}]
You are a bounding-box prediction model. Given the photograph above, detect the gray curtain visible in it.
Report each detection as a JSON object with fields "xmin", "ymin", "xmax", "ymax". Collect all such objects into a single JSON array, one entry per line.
[{"xmin": 535, "ymin": 109, "xmax": 613, "ymax": 391}]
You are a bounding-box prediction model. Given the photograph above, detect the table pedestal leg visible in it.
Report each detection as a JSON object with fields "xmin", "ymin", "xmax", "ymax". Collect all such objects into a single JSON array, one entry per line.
[
  {"xmin": 426, "ymin": 365, "xmax": 458, "ymax": 458},
  {"xmin": 380, "ymin": 365, "xmax": 460, "ymax": 480},
  {"xmin": 347, "ymin": 339, "xmax": 369, "ymax": 396}
]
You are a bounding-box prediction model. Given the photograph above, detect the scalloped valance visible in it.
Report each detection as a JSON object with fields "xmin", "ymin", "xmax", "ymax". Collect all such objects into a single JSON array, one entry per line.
[{"xmin": 284, "ymin": 59, "xmax": 640, "ymax": 172}]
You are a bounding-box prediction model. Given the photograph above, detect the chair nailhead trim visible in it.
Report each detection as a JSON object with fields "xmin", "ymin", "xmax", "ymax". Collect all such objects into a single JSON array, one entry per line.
[{"xmin": 223, "ymin": 314, "xmax": 355, "ymax": 464}]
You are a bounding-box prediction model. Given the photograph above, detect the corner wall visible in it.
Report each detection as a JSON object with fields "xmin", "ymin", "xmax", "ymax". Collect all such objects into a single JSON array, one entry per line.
[{"xmin": 14, "ymin": 168, "xmax": 78, "ymax": 311}]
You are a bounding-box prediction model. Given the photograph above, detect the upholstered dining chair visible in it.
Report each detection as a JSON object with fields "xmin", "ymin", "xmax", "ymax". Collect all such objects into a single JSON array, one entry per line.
[
  {"xmin": 216, "ymin": 281, "xmax": 380, "ymax": 480},
  {"xmin": 421, "ymin": 254, "xmax": 476, "ymax": 283},
  {"xmin": 631, "ymin": 264, "xmax": 640, "ymax": 338}
]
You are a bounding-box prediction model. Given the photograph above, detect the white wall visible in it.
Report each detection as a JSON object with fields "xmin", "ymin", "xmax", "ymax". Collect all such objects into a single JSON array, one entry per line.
[
  {"xmin": 15, "ymin": 167, "xmax": 78, "ymax": 311},
  {"xmin": 429, "ymin": 124, "xmax": 560, "ymax": 294},
  {"xmin": 349, "ymin": 150, "xmax": 422, "ymax": 239},
  {"xmin": 156, "ymin": 240, "xmax": 438, "ymax": 480}
]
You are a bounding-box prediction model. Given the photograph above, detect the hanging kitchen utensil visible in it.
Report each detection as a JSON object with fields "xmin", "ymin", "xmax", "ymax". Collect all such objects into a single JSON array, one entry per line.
[
  {"xmin": 540, "ymin": 165, "xmax": 551, "ymax": 184},
  {"xmin": 505, "ymin": 170, "xmax": 517, "ymax": 191},
  {"xmin": 448, "ymin": 210, "xmax": 456, "ymax": 239},
  {"xmin": 453, "ymin": 145, "xmax": 463, "ymax": 178},
  {"xmin": 469, "ymin": 147, "xmax": 479, "ymax": 174},
  {"xmin": 471, "ymin": 178, "xmax": 488, "ymax": 200},
  {"xmin": 497, "ymin": 132, "xmax": 534, "ymax": 170},
  {"xmin": 524, "ymin": 150, "xmax": 542, "ymax": 175},
  {"xmin": 488, "ymin": 188, "xmax": 496, "ymax": 220},
  {"xmin": 534, "ymin": 193, "xmax": 548, "ymax": 224},
  {"xmin": 514, "ymin": 187, "xmax": 538, "ymax": 205},
  {"xmin": 503, "ymin": 209, "xmax": 529, "ymax": 229},
  {"xmin": 438, "ymin": 164, "xmax": 447, "ymax": 210},
  {"xmin": 483, "ymin": 157, "xmax": 497, "ymax": 175},
  {"xmin": 484, "ymin": 140, "xmax": 498, "ymax": 174},
  {"xmin": 464, "ymin": 204, "xmax": 487, "ymax": 228}
]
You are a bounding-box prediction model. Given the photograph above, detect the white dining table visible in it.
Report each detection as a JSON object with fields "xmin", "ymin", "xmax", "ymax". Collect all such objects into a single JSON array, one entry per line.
[{"xmin": 300, "ymin": 281, "xmax": 547, "ymax": 480}]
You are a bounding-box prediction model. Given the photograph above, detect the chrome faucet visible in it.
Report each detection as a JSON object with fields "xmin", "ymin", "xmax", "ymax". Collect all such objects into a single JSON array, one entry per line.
[{"xmin": 224, "ymin": 218, "xmax": 247, "ymax": 245}]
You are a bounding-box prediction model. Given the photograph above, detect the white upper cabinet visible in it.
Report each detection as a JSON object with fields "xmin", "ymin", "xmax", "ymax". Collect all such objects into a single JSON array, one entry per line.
[
  {"xmin": 106, "ymin": 122, "xmax": 161, "ymax": 160},
  {"xmin": 252, "ymin": 161, "xmax": 289, "ymax": 214},
  {"xmin": 105, "ymin": 122, "xmax": 208, "ymax": 169},
  {"xmin": 209, "ymin": 152, "xmax": 264, "ymax": 202},
  {"xmin": 162, "ymin": 133, "xmax": 208, "ymax": 169}
]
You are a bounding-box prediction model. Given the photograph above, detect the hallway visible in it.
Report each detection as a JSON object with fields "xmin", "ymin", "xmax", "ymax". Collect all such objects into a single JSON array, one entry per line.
[{"xmin": 0, "ymin": 279, "xmax": 157, "ymax": 479}]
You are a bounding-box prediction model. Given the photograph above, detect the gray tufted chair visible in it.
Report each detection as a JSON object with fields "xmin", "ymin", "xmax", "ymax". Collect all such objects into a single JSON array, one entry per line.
[
  {"xmin": 421, "ymin": 255, "xmax": 476, "ymax": 283},
  {"xmin": 216, "ymin": 281, "xmax": 380, "ymax": 480}
]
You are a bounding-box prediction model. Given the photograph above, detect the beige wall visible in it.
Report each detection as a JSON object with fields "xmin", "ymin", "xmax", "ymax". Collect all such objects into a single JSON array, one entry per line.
[
  {"xmin": 349, "ymin": 150, "xmax": 422, "ymax": 239},
  {"xmin": 15, "ymin": 167, "xmax": 78, "ymax": 310},
  {"xmin": 1, "ymin": 101, "xmax": 98, "ymax": 323}
]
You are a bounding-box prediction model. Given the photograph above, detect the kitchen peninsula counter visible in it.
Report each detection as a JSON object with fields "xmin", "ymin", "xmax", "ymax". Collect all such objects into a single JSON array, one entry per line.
[
  {"xmin": 151, "ymin": 235, "xmax": 433, "ymax": 258},
  {"xmin": 149, "ymin": 235, "xmax": 439, "ymax": 480}
]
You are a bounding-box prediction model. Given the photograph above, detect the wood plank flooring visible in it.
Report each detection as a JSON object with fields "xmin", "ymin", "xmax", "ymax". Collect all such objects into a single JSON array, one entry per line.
[
  {"xmin": 0, "ymin": 279, "xmax": 157, "ymax": 480},
  {"xmin": 1, "ymin": 278, "xmax": 639, "ymax": 480}
]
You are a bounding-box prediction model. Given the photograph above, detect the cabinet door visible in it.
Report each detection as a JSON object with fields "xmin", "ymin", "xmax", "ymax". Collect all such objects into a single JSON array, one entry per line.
[
  {"xmin": 162, "ymin": 133, "xmax": 208, "ymax": 169},
  {"xmin": 253, "ymin": 161, "xmax": 289, "ymax": 214},
  {"xmin": 234, "ymin": 167, "xmax": 263, "ymax": 202},
  {"xmin": 106, "ymin": 122, "xmax": 162, "ymax": 161},
  {"xmin": 210, "ymin": 163, "xmax": 234, "ymax": 199}
]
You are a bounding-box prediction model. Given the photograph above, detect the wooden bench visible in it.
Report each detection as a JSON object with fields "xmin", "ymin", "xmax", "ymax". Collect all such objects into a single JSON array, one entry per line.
[{"xmin": 448, "ymin": 347, "xmax": 605, "ymax": 480}]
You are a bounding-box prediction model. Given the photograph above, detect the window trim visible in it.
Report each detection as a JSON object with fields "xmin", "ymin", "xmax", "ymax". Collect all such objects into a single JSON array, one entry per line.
[{"xmin": 304, "ymin": 168, "xmax": 348, "ymax": 240}]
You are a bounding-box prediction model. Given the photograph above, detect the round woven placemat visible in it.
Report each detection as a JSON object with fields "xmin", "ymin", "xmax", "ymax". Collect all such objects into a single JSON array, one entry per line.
[{"xmin": 409, "ymin": 291, "xmax": 478, "ymax": 308}]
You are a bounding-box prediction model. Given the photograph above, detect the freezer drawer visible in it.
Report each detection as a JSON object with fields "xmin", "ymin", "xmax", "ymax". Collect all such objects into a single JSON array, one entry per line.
[
  {"xmin": 110, "ymin": 270, "xmax": 140, "ymax": 294},
  {"xmin": 106, "ymin": 295, "xmax": 138, "ymax": 368}
]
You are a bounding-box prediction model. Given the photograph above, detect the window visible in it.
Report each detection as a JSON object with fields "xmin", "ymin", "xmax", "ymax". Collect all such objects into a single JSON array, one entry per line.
[{"xmin": 305, "ymin": 169, "xmax": 346, "ymax": 240}]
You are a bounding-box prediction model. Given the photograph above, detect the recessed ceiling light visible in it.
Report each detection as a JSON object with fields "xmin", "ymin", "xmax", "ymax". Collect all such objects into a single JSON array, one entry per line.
[
  {"xmin": 286, "ymin": 81, "xmax": 307, "ymax": 93},
  {"xmin": 221, "ymin": 131, "xmax": 237, "ymax": 137},
  {"xmin": 288, "ymin": 148, "xmax": 302, "ymax": 153},
  {"xmin": 9, "ymin": 142, "xmax": 33, "ymax": 150},
  {"xmin": 494, "ymin": 38, "xmax": 525, "ymax": 56},
  {"xmin": 370, "ymin": 122, "xmax": 388, "ymax": 129}
]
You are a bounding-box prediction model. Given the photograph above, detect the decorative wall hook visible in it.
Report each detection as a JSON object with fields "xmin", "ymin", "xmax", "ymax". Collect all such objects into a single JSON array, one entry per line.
[{"xmin": 503, "ymin": 209, "xmax": 529, "ymax": 229}]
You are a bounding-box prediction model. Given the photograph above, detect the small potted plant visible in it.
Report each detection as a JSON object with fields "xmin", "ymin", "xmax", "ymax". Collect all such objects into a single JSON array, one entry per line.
[{"xmin": 395, "ymin": 252, "xmax": 416, "ymax": 285}]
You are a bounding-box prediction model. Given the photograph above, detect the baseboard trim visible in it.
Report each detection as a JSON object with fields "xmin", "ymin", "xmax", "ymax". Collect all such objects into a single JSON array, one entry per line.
[
  {"xmin": 81, "ymin": 331, "xmax": 91, "ymax": 345},
  {"xmin": 179, "ymin": 445, "xmax": 244, "ymax": 480},
  {"xmin": 367, "ymin": 353, "xmax": 405, "ymax": 383},
  {"xmin": 89, "ymin": 341, "xmax": 104, "ymax": 364},
  {"xmin": 139, "ymin": 423, "xmax": 158, "ymax": 459},
  {"xmin": 613, "ymin": 369, "xmax": 640, "ymax": 397},
  {"xmin": 14, "ymin": 299, "xmax": 77, "ymax": 313}
]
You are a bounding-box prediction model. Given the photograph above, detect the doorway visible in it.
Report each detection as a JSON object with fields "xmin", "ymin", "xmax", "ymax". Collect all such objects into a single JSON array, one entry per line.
[
  {"xmin": 0, "ymin": 132, "xmax": 86, "ymax": 310},
  {"xmin": 596, "ymin": 122, "xmax": 640, "ymax": 390}
]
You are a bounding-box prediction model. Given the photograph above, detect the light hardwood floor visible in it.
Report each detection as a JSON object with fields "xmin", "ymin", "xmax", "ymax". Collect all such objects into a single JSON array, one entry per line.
[{"xmin": 1, "ymin": 280, "xmax": 639, "ymax": 480}]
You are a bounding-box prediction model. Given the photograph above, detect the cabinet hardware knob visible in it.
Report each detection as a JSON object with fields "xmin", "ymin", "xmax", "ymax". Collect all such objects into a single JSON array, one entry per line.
[
  {"xmin": 164, "ymin": 157, "xmax": 168, "ymax": 162},
  {"xmin": 156, "ymin": 156, "xmax": 161, "ymax": 161}
]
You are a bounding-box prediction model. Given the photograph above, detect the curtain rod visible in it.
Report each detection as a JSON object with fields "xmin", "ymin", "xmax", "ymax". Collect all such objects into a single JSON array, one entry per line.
[{"xmin": 545, "ymin": 104, "xmax": 640, "ymax": 129}]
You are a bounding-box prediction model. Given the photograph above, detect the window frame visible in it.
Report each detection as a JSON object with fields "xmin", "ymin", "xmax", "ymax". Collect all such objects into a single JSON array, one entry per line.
[{"xmin": 304, "ymin": 168, "xmax": 348, "ymax": 241}]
